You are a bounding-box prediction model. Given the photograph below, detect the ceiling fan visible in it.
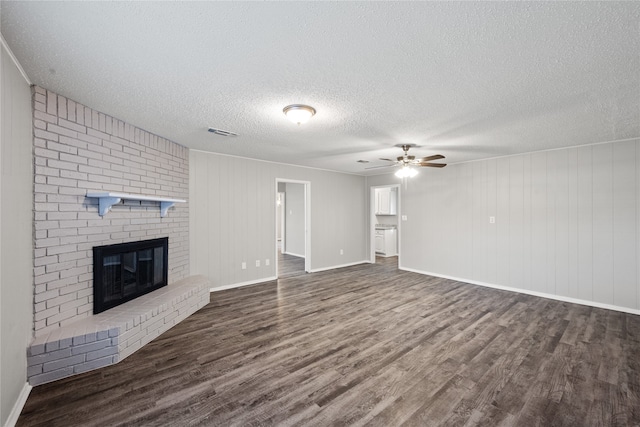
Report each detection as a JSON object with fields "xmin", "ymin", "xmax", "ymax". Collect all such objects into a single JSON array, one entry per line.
[{"xmin": 366, "ymin": 144, "xmax": 446, "ymax": 177}]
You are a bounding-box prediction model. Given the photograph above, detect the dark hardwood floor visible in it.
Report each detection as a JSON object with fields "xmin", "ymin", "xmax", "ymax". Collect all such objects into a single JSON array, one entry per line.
[
  {"xmin": 278, "ymin": 247, "xmax": 305, "ymax": 278},
  {"xmin": 18, "ymin": 257, "xmax": 640, "ymax": 426}
]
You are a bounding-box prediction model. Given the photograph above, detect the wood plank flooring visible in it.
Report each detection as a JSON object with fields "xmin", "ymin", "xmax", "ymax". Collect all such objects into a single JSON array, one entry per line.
[
  {"xmin": 278, "ymin": 249, "xmax": 305, "ymax": 278},
  {"xmin": 18, "ymin": 257, "xmax": 640, "ymax": 426}
]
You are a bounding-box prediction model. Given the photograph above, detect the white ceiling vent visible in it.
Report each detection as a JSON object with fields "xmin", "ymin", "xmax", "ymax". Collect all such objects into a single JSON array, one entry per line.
[{"xmin": 208, "ymin": 127, "xmax": 238, "ymax": 137}]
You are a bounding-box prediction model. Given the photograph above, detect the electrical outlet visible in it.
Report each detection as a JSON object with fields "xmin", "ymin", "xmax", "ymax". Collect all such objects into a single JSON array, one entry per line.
[
  {"xmin": 340, "ymin": 249, "xmax": 344, "ymax": 255},
  {"xmin": 489, "ymin": 216, "xmax": 496, "ymax": 224},
  {"xmin": 256, "ymin": 260, "xmax": 260, "ymax": 267},
  {"xmin": 401, "ymin": 215, "xmax": 407, "ymax": 221},
  {"xmin": 265, "ymin": 259, "xmax": 270, "ymax": 266},
  {"xmin": 241, "ymin": 262, "xmax": 246, "ymax": 270}
]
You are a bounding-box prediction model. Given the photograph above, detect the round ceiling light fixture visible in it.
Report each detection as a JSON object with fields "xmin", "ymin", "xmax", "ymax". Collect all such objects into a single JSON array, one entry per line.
[{"xmin": 283, "ymin": 104, "xmax": 316, "ymax": 125}]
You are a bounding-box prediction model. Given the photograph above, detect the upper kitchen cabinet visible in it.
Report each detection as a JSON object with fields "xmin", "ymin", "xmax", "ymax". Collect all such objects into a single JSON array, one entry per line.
[{"xmin": 375, "ymin": 187, "xmax": 397, "ymax": 215}]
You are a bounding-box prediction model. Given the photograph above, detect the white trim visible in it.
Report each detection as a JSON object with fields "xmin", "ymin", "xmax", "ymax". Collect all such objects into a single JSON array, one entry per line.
[
  {"xmin": 0, "ymin": 35, "xmax": 31, "ymax": 85},
  {"xmin": 310, "ymin": 260, "xmax": 369, "ymax": 273},
  {"xmin": 209, "ymin": 276, "xmax": 277, "ymax": 293},
  {"xmin": 448, "ymin": 137, "xmax": 640, "ymax": 166},
  {"xmin": 282, "ymin": 251, "xmax": 305, "ymax": 258},
  {"xmin": 4, "ymin": 383, "xmax": 32, "ymax": 427},
  {"xmin": 369, "ymin": 184, "xmax": 401, "ymax": 264},
  {"xmin": 192, "ymin": 148, "xmax": 362, "ymax": 177},
  {"xmin": 399, "ymin": 265, "xmax": 640, "ymax": 316},
  {"xmin": 275, "ymin": 179, "xmax": 311, "ymax": 275},
  {"xmin": 365, "ymin": 138, "xmax": 640, "ymax": 177}
]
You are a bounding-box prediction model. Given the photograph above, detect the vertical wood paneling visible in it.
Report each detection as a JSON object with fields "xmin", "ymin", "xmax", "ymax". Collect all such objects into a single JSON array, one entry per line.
[
  {"xmin": 530, "ymin": 152, "xmax": 547, "ymax": 293},
  {"xmin": 472, "ymin": 162, "xmax": 487, "ymax": 281},
  {"xmin": 190, "ymin": 151, "xmax": 367, "ymax": 289},
  {"xmin": 496, "ymin": 158, "xmax": 510, "ymax": 286},
  {"xmin": 577, "ymin": 146, "xmax": 594, "ymax": 302},
  {"xmin": 522, "ymin": 154, "xmax": 532, "ymax": 291},
  {"xmin": 613, "ymin": 141, "xmax": 636, "ymax": 307},
  {"xmin": 592, "ymin": 144, "xmax": 614, "ymax": 304},
  {"xmin": 509, "ymin": 156, "xmax": 524, "ymax": 289},
  {"xmin": 637, "ymin": 140, "xmax": 640, "ymax": 310},
  {"xmin": 218, "ymin": 157, "xmax": 232, "ymax": 285},
  {"xmin": 486, "ymin": 159, "xmax": 498, "ymax": 284},
  {"xmin": 457, "ymin": 164, "xmax": 473, "ymax": 278},
  {"xmin": 567, "ymin": 148, "xmax": 579, "ymax": 298},
  {"xmin": 546, "ymin": 152, "xmax": 557, "ymax": 295},
  {"xmin": 554, "ymin": 149, "xmax": 569, "ymax": 297},
  {"xmin": 397, "ymin": 139, "xmax": 639, "ymax": 312},
  {"xmin": 1, "ymin": 45, "xmax": 33, "ymax": 427}
]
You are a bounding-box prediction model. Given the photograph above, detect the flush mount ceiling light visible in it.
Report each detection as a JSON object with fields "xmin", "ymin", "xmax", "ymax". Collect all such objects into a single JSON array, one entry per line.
[
  {"xmin": 283, "ymin": 104, "xmax": 316, "ymax": 125},
  {"xmin": 395, "ymin": 165, "xmax": 418, "ymax": 178}
]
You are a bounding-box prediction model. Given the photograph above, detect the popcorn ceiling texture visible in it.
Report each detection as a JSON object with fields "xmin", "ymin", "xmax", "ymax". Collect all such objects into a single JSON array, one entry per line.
[{"xmin": 32, "ymin": 86, "xmax": 189, "ymax": 337}]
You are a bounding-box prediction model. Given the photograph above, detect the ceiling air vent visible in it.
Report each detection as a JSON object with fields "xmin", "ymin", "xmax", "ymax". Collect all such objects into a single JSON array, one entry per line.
[{"xmin": 208, "ymin": 127, "xmax": 238, "ymax": 137}]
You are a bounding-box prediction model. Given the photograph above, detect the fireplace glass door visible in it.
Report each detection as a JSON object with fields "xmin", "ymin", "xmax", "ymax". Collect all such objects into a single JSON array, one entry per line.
[{"xmin": 94, "ymin": 238, "xmax": 168, "ymax": 314}]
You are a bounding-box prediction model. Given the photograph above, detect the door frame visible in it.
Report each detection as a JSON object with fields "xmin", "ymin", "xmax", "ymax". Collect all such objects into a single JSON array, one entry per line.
[
  {"xmin": 370, "ymin": 184, "xmax": 401, "ymax": 263},
  {"xmin": 275, "ymin": 178, "xmax": 311, "ymax": 275}
]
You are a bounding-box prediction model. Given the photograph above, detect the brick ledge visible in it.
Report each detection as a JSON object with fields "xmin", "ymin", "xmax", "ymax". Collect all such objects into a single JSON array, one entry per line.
[{"xmin": 27, "ymin": 275, "xmax": 210, "ymax": 385}]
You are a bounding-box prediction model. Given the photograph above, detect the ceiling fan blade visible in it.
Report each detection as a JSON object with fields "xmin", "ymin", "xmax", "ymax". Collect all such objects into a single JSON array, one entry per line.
[
  {"xmin": 419, "ymin": 162, "xmax": 447, "ymax": 168},
  {"xmin": 365, "ymin": 164, "xmax": 397, "ymax": 170},
  {"xmin": 419, "ymin": 154, "xmax": 445, "ymax": 162},
  {"xmin": 378, "ymin": 158, "xmax": 396, "ymax": 162}
]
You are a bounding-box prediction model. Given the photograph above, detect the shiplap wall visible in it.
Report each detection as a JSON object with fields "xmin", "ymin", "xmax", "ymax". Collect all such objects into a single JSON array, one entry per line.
[
  {"xmin": 190, "ymin": 151, "xmax": 367, "ymax": 289},
  {"xmin": 400, "ymin": 139, "xmax": 640, "ymax": 312},
  {"xmin": 1, "ymin": 43, "xmax": 33, "ymax": 426}
]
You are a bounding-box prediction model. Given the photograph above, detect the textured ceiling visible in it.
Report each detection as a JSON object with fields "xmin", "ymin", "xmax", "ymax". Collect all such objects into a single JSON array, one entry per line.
[{"xmin": 1, "ymin": 1, "xmax": 639, "ymax": 175}]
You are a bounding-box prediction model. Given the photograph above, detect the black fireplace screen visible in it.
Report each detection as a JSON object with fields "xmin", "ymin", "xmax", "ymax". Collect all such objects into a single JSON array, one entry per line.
[{"xmin": 93, "ymin": 237, "xmax": 168, "ymax": 314}]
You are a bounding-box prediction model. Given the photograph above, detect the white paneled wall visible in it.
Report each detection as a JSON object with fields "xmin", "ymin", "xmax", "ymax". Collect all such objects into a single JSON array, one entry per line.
[
  {"xmin": 190, "ymin": 151, "xmax": 368, "ymax": 289},
  {"xmin": 400, "ymin": 139, "xmax": 640, "ymax": 313},
  {"xmin": 1, "ymin": 43, "xmax": 33, "ymax": 427}
]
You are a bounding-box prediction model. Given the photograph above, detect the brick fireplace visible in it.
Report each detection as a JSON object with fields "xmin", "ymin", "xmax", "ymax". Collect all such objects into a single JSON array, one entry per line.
[{"xmin": 28, "ymin": 87, "xmax": 208, "ymax": 385}]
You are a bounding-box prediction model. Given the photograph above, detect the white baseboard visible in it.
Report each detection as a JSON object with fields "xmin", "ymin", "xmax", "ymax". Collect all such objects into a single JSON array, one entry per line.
[
  {"xmin": 310, "ymin": 260, "xmax": 369, "ymax": 273},
  {"xmin": 210, "ymin": 276, "xmax": 278, "ymax": 292},
  {"xmin": 375, "ymin": 252, "xmax": 398, "ymax": 258},
  {"xmin": 399, "ymin": 265, "xmax": 640, "ymax": 316},
  {"xmin": 4, "ymin": 383, "xmax": 31, "ymax": 427},
  {"xmin": 282, "ymin": 251, "xmax": 305, "ymax": 258}
]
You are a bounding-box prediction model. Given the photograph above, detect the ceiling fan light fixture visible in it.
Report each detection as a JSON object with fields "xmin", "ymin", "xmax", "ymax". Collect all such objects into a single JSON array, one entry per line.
[
  {"xmin": 395, "ymin": 166, "xmax": 418, "ymax": 178},
  {"xmin": 283, "ymin": 104, "xmax": 316, "ymax": 124}
]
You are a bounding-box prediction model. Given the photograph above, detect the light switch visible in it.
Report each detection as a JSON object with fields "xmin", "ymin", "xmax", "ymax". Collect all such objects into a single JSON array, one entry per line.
[
  {"xmin": 401, "ymin": 215, "xmax": 407, "ymax": 221},
  {"xmin": 489, "ymin": 216, "xmax": 495, "ymax": 224}
]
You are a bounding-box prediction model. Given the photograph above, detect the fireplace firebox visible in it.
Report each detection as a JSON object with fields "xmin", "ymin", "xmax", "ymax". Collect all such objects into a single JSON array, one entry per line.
[{"xmin": 93, "ymin": 237, "xmax": 168, "ymax": 314}]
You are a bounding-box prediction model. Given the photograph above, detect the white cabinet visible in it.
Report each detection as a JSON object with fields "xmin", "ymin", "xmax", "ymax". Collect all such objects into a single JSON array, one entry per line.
[
  {"xmin": 375, "ymin": 228, "xmax": 397, "ymax": 256},
  {"xmin": 375, "ymin": 187, "xmax": 397, "ymax": 215},
  {"xmin": 375, "ymin": 232, "xmax": 384, "ymax": 252}
]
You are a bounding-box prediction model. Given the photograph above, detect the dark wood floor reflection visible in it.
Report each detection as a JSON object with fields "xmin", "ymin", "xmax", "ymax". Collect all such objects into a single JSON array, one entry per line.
[
  {"xmin": 278, "ymin": 249, "xmax": 305, "ymax": 278},
  {"xmin": 18, "ymin": 256, "xmax": 640, "ymax": 426}
]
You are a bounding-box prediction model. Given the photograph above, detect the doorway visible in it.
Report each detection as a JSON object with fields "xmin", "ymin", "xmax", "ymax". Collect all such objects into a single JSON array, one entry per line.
[
  {"xmin": 275, "ymin": 179, "xmax": 311, "ymax": 278},
  {"xmin": 370, "ymin": 184, "xmax": 400, "ymax": 266}
]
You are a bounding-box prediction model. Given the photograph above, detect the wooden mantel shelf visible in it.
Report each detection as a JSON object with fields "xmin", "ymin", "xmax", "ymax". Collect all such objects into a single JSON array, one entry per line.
[{"xmin": 86, "ymin": 192, "xmax": 186, "ymax": 217}]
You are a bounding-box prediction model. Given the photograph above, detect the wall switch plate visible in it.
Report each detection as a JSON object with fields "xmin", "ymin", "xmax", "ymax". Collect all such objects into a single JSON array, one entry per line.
[
  {"xmin": 255, "ymin": 260, "xmax": 260, "ymax": 267},
  {"xmin": 489, "ymin": 216, "xmax": 495, "ymax": 224},
  {"xmin": 340, "ymin": 249, "xmax": 344, "ymax": 255},
  {"xmin": 265, "ymin": 259, "xmax": 270, "ymax": 266},
  {"xmin": 401, "ymin": 215, "xmax": 407, "ymax": 221},
  {"xmin": 241, "ymin": 262, "xmax": 246, "ymax": 270}
]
